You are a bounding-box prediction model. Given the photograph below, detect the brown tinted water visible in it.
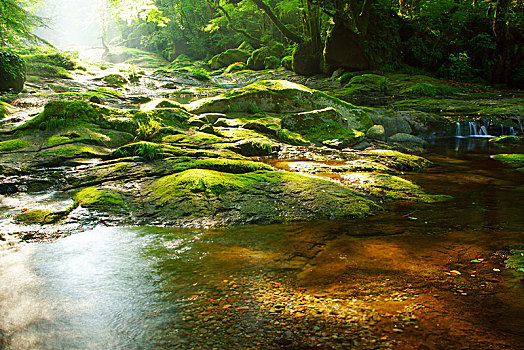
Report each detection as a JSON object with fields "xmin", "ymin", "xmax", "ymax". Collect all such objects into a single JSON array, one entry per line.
[{"xmin": 0, "ymin": 138, "xmax": 523, "ymax": 349}]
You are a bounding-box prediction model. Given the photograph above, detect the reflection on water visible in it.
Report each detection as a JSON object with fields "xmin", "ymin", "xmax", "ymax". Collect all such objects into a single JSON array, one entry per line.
[{"xmin": 1, "ymin": 138, "xmax": 523, "ymax": 349}]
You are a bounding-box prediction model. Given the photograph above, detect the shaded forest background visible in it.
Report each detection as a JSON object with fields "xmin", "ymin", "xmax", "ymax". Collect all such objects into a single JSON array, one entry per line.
[{"xmin": 1, "ymin": 0, "xmax": 524, "ymax": 87}]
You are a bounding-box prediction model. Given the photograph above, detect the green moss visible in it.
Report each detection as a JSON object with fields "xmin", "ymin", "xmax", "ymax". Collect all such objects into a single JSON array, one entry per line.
[
  {"xmin": 74, "ymin": 187, "xmax": 126, "ymax": 212},
  {"xmin": 23, "ymin": 52, "xmax": 75, "ymax": 70},
  {"xmin": 343, "ymin": 173, "xmax": 452, "ymax": 203},
  {"xmin": 0, "ymin": 139, "xmax": 29, "ymax": 152},
  {"xmin": 1, "ymin": 51, "xmax": 26, "ymax": 82},
  {"xmin": 14, "ymin": 208, "xmax": 71, "ymax": 225},
  {"xmin": 187, "ymin": 80, "xmax": 372, "ymax": 131},
  {"xmin": 163, "ymin": 131, "xmax": 223, "ymax": 145},
  {"xmin": 190, "ymin": 67, "xmax": 210, "ymax": 81},
  {"xmin": 505, "ymin": 249, "xmax": 524, "ymax": 272},
  {"xmin": 362, "ymin": 149, "xmax": 432, "ymax": 171},
  {"xmin": 400, "ymin": 83, "xmax": 455, "ymax": 96},
  {"xmin": 113, "ymin": 141, "xmax": 241, "ymax": 160},
  {"xmin": 140, "ymin": 99, "xmax": 186, "ymax": 112},
  {"xmin": 489, "ymin": 136, "xmax": 524, "ymax": 145},
  {"xmin": 25, "ymin": 62, "xmax": 72, "ymax": 79},
  {"xmin": 208, "ymin": 49, "xmax": 250, "ymax": 70},
  {"xmin": 167, "ymin": 157, "xmax": 273, "ymax": 174},
  {"xmin": 103, "ymin": 74, "xmax": 127, "ymax": 87},
  {"xmin": 0, "ymin": 101, "xmax": 14, "ymax": 117},
  {"xmin": 225, "ymin": 62, "xmax": 246, "ymax": 73},
  {"xmin": 87, "ymin": 87, "xmax": 124, "ymax": 97},
  {"xmin": 17, "ymin": 100, "xmax": 137, "ymax": 134},
  {"xmin": 344, "ymin": 74, "xmax": 388, "ymax": 94},
  {"xmin": 153, "ymin": 169, "xmax": 281, "ymax": 199},
  {"xmin": 491, "ymin": 154, "xmax": 524, "ymax": 168},
  {"xmin": 38, "ymin": 144, "xmax": 107, "ymax": 160},
  {"xmin": 275, "ymin": 128, "xmax": 309, "ymax": 145}
]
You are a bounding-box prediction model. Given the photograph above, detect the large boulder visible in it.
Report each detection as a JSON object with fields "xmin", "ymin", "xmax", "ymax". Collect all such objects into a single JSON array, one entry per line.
[
  {"xmin": 0, "ymin": 51, "xmax": 26, "ymax": 93},
  {"xmin": 323, "ymin": 23, "xmax": 370, "ymax": 73},
  {"xmin": 208, "ymin": 49, "xmax": 251, "ymax": 70},
  {"xmin": 292, "ymin": 41, "xmax": 321, "ymax": 76},
  {"xmin": 246, "ymin": 43, "xmax": 285, "ymax": 71},
  {"xmin": 388, "ymin": 133, "xmax": 428, "ymax": 146},
  {"xmin": 370, "ymin": 112, "xmax": 412, "ymax": 136},
  {"xmin": 187, "ymin": 80, "xmax": 373, "ymax": 131}
]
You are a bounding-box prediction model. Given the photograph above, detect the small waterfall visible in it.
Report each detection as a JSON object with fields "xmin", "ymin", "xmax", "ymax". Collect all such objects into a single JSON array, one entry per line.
[
  {"xmin": 455, "ymin": 122, "xmax": 462, "ymax": 137},
  {"xmin": 469, "ymin": 122, "xmax": 478, "ymax": 136},
  {"xmin": 479, "ymin": 125, "xmax": 488, "ymax": 136},
  {"xmin": 509, "ymin": 126, "xmax": 516, "ymax": 136}
]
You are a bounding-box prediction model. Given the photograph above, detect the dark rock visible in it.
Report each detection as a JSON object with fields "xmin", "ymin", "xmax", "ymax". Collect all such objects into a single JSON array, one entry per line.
[
  {"xmin": 199, "ymin": 124, "xmax": 215, "ymax": 135},
  {"xmin": 247, "ymin": 43, "xmax": 285, "ymax": 71},
  {"xmin": 292, "ymin": 41, "xmax": 321, "ymax": 76},
  {"xmin": 89, "ymin": 95, "xmax": 102, "ymax": 104},
  {"xmin": 208, "ymin": 49, "xmax": 251, "ymax": 70},
  {"xmin": 0, "ymin": 51, "xmax": 26, "ymax": 93},
  {"xmin": 388, "ymin": 133, "xmax": 428, "ymax": 146},
  {"xmin": 323, "ymin": 23, "xmax": 370, "ymax": 72},
  {"xmin": 0, "ymin": 182, "xmax": 18, "ymax": 195}
]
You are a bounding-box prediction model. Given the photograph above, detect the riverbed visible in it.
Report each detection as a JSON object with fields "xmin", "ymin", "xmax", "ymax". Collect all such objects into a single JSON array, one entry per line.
[{"xmin": 1, "ymin": 138, "xmax": 522, "ymax": 349}]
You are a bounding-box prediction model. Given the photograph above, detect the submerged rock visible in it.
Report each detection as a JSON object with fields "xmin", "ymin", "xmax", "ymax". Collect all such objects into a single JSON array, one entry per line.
[{"xmin": 490, "ymin": 154, "xmax": 524, "ymax": 170}]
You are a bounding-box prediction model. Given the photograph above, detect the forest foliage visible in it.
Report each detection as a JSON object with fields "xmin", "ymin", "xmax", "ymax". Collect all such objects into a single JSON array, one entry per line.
[{"xmin": 1, "ymin": 0, "xmax": 523, "ymax": 86}]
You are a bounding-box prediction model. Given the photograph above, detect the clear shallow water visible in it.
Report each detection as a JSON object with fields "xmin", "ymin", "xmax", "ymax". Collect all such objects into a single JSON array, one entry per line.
[{"xmin": 1, "ymin": 138, "xmax": 523, "ymax": 349}]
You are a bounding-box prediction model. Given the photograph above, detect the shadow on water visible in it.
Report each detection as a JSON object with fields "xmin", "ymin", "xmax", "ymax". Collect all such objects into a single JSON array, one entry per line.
[{"xmin": 0, "ymin": 137, "xmax": 523, "ymax": 349}]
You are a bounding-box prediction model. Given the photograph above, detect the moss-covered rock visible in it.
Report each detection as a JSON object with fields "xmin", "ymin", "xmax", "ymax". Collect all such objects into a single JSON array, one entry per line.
[
  {"xmin": 504, "ymin": 249, "xmax": 524, "ymax": 272},
  {"xmin": 187, "ymin": 80, "xmax": 373, "ymax": 131},
  {"xmin": 0, "ymin": 101, "xmax": 15, "ymax": 118},
  {"xmin": 208, "ymin": 49, "xmax": 251, "ymax": 70},
  {"xmin": 73, "ymin": 187, "xmax": 126, "ymax": 212},
  {"xmin": 264, "ymin": 56, "xmax": 281, "ymax": 69},
  {"xmin": 490, "ymin": 154, "xmax": 524, "ymax": 168},
  {"xmin": 281, "ymin": 107, "xmax": 365, "ymax": 147},
  {"xmin": 369, "ymin": 111, "xmax": 412, "ymax": 137},
  {"xmin": 22, "ymin": 51, "xmax": 77, "ymax": 80},
  {"xmin": 0, "ymin": 51, "xmax": 26, "ymax": 93},
  {"xmin": 238, "ymin": 41, "xmax": 254, "ymax": 52},
  {"xmin": 148, "ymin": 169, "xmax": 378, "ymax": 225},
  {"xmin": 14, "ymin": 208, "xmax": 71, "ymax": 225},
  {"xmin": 343, "ymin": 74, "xmax": 389, "ymax": 94},
  {"xmin": 16, "ymin": 100, "xmax": 138, "ymax": 134},
  {"xmin": 489, "ymin": 136, "xmax": 524, "ymax": 145},
  {"xmin": 388, "ymin": 133, "xmax": 428, "ymax": 146},
  {"xmin": 167, "ymin": 157, "xmax": 273, "ymax": 174},
  {"xmin": 140, "ymin": 99, "xmax": 186, "ymax": 112},
  {"xmin": 103, "ymin": 74, "xmax": 128, "ymax": 87},
  {"xmin": 0, "ymin": 139, "xmax": 29, "ymax": 152},
  {"xmin": 341, "ymin": 172, "xmax": 451, "ymax": 203},
  {"xmin": 224, "ymin": 62, "xmax": 246, "ymax": 74},
  {"xmin": 367, "ymin": 125, "xmax": 386, "ymax": 141},
  {"xmin": 247, "ymin": 43, "xmax": 285, "ymax": 71},
  {"xmin": 361, "ymin": 149, "xmax": 432, "ymax": 171}
]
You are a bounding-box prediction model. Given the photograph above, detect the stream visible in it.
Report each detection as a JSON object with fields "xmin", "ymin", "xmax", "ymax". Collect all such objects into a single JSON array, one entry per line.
[{"xmin": 1, "ymin": 138, "xmax": 523, "ymax": 349}]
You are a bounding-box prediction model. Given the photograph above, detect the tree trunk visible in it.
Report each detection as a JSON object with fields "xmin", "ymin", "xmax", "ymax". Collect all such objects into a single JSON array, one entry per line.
[{"xmin": 250, "ymin": 0, "xmax": 304, "ymax": 43}]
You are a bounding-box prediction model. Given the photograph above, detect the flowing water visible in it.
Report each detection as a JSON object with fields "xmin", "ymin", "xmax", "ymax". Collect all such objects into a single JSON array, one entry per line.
[{"xmin": 1, "ymin": 139, "xmax": 523, "ymax": 349}]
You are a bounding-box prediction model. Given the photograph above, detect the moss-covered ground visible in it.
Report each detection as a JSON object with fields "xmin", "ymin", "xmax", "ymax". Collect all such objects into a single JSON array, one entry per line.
[{"xmin": 2, "ymin": 56, "xmax": 456, "ymax": 228}]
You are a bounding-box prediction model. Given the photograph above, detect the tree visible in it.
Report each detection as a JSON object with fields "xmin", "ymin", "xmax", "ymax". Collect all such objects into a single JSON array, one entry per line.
[{"xmin": 0, "ymin": 0, "xmax": 45, "ymax": 46}]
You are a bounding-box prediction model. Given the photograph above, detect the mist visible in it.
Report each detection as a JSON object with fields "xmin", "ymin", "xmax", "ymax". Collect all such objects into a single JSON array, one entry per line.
[{"xmin": 33, "ymin": 0, "xmax": 106, "ymax": 49}]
